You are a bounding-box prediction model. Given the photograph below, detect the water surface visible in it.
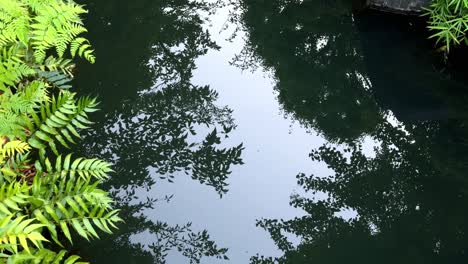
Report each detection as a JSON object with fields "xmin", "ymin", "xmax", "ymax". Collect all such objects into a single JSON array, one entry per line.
[{"xmin": 73, "ymin": 0, "xmax": 468, "ymax": 263}]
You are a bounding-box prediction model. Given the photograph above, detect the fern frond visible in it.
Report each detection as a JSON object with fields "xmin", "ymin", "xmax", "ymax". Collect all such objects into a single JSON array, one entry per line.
[
  {"xmin": 0, "ymin": 181, "xmax": 30, "ymax": 214},
  {"xmin": 0, "ymin": 112, "xmax": 28, "ymax": 139},
  {"xmin": 0, "ymin": 0, "xmax": 29, "ymax": 47},
  {"xmin": 0, "ymin": 215, "xmax": 48, "ymax": 253},
  {"xmin": 0, "ymin": 80, "xmax": 48, "ymax": 140},
  {"xmin": 0, "ymin": 46, "xmax": 35, "ymax": 89},
  {"xmin": 40, "ymin": 56, "xmax": 74, "ymax": 75},
  {"xmin": 38, "ymin": 70, "xmax": 72, "ymax": 89},
  {"xmin": 1, "ymin": 81, "xmax": 48, "ymax": 114},
  {"xmin": 0, "ymin": 140, "xmax": 30, "ymax": 159},
  {"xmin": 0, "ymin": 152, "xmax": 29, "ymax": 183},
  {"xmin": 20, "ymin": 80, "xmax": 49, "ymax": 105},
  {"xmin": 28, "ymin": 91, "xmax": 98, "ymax": 155},
  {"xmin": 38, "ymin": 207, "xmax": 121, "ymax": 243},
  {"xmin": 30, "ymin": 0, "xmax": 93, "ymax": 63},
  {"xmin": 0, "ymin": 1, "xmax": 119, "ymax": 261},
  {"xmin": 2, "ymin": 151, "xmax": 30, "ymax": 179},
  {"xmin": 2, "ymin": 248, "xmax": 87, "ymax": 264},
  {"xmin": 46, "ymin": 154, "xmax": 112, "ymax": 180},
  {"xmin": 25, "ymin": 0, "xmax": 58, "ymax": 12},
  {"xmin": 32, "ymin": 174, "xmax": 120, "ymax": 243}
]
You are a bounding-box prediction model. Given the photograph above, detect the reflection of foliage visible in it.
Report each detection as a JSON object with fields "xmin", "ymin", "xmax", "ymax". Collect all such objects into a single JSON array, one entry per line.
[
  {"xmin": 228, "ymin": 1, "xmax": 468, "ymax": 263},
  {"xmin": 251, "ymin": 118, "xmax": 468, "ymax": 263},
  {"xmin": 79, "ymin": 195, "xmax": 229, "ymax": 264},
  {"xmin": 71, "ymin": 0, "xmax": 243, "ymax": 262},
  {"xmin": 83, "ymin": 83, "xmax": 244, "ymax": 195},
  {"xmin": 231, "ymin": 0, "xmax": 383, "ymax": 142},
  {"xmin": 75, "ymin": 0, "xmax": 221, "ymax": 103}
]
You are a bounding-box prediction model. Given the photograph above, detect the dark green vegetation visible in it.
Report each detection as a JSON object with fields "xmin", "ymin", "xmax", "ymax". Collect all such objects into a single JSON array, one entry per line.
[
  {"xmin": 0, "ymin": 0, "xmax": 121, "ymax": 262},
  {"xmin": 426, "ymin": 0, "xmax": 468, "ymax": 51}
]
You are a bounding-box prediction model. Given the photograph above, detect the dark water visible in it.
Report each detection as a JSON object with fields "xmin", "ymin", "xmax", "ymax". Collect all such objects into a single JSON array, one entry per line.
[{"xmin": 72, "ymin": 0, "xmax": 468, "ymax": 263}]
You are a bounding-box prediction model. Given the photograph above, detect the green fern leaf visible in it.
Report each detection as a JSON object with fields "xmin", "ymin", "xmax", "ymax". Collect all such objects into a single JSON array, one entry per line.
[
  {"xmin": 0, "ymin": 215, "xmax": 48, "ymax": 254},
  {"xmin": 2, "ymin": 248, "xmax": 87, "ymax": 264},
  {"xmin": 28, "ymin": 91, "xmax": 98, "ymax": 154}
]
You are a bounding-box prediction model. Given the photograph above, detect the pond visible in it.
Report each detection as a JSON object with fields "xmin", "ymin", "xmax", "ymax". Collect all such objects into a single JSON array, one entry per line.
[{"xmin": 72, "ymin": 0, "xmax": 468, "ymax": 263}]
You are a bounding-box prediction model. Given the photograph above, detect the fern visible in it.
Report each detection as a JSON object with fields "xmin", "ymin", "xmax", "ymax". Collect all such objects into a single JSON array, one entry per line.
[
  {"xmin": 0, "ymin": 0, "xmax": 119, "ymax": 262},
  {"xmin": 1, "ymin": 81, "xmax": 48, "ymax": 114},
  {"xmin": 38, "ymin": 71, "xmax": 72, "ymax": 89},
  {"xmin": 0, "ymin": 112, "xmax": 29, "ymax": 140},
  {"xmin": 48, "ymin": 154, "xmax": 113, "ymax": 180},
  {"xmin": 0, "ymin": 0, "xmax": 29, "ymax": 47},
  {"xmin": 0, "ymin": 140, "xmax": 30, "ymax": 159},
  {"xmin": 0, "ymin": 215, "xmax": 48, "ymax": 254},
  {"xmin": 40, "ymin": 56, "xmax": 74, "ymax": 76},
  {"xmin": 29, "ymin": 0, "xmax": 95, "ymax": 63},
  {"xmin": 0, "ymin": 0, "xmax": 95, "ymax": 88},
  {"xmin": 0, "ymin": 80, "xmax": 48, "ymax": 140},
  {"xmin": 0, "ymin": 152, "xmax": 30, "ymax": 183},
  {"xmin": 28, "ymin": 91, "xmax": 98, "ymax": 155},
  {"xmin": 32, "ymin": 168, "xmax": 120, "ymax": 244},
  {"xmin": 0, "ymin": 182, "xmax": 30, "ymax": 214},
  {"xmin": 0, "ymin": 46, "xmax": 35, "ymax": 90},
  {"xmin": 3, "ymin": 249, "xmax": 86, "ymax": 264}
]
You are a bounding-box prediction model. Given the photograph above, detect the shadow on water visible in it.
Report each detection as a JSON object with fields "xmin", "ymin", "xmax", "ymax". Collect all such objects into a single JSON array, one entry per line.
[
  {"xmin": 229, "ymin": 0, "xmax": 468, "ymax": 263},
  {"xmin": 72, "ymin": 0, "xmax": 243, "ymax": 263}
]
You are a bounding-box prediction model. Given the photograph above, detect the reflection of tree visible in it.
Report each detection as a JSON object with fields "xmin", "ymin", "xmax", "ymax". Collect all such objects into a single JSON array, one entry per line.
[
  {"xmin": 76, "ymin": 85, "xmax": 243, "ymax": 263},
  {"xmin": 231, "ymin": 0, "xmax": 383, "ymax": 142},
  {"xmin": 75, "ymin": 0, "xmax": 220, "ymax": 106},
  {"xmin": 250, "ymin": 119, "xmax": 468, "ymax": 263},
  {"xmin": 82, "ymin": 83, "xmax": 243, "ymax": 195},
  {"xmin": 71, "ymin": 0, "xmax": 243, "ymax": 262},
  {"xmin": 229, "ymin": 2, "xmax": 468, "ymax": 261},
  {"xmin": 77, "ymin": 194, "xmax": 229, "ymax": 264}
]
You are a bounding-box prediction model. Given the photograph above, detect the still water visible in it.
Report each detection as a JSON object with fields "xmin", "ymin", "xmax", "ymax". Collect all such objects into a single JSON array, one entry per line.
[{"xmin": 72, "ymin": 0, "xmax": 468, "ymax": 263}]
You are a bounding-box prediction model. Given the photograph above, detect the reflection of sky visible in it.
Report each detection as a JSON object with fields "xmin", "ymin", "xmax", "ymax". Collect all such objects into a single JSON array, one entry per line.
[
  {"xmin": 128, "ymin": 7, "xmax": 330, "ymax": 264},
  {"xmin": 129, "ymin": 6, "xmax": 383, "ymax": 264}
]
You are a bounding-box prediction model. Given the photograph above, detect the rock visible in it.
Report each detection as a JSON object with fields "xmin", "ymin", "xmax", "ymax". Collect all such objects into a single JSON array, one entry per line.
[{"xmin": 367, "ymin": 0, "xmax": 431, "ymax": 14}]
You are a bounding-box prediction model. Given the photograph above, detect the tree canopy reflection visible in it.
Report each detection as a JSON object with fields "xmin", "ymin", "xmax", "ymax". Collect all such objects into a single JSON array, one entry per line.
[
  {"xmin": 228, "ymin": 0, "xmax": 468, "ymax": 263},
  {"xmin": 72, "ymin": 0, "xmax": 243, "ymax": 262},
  {"xmin": 250, "ymin": 119, "xmax": 468, "ymax": 263},
  {"xmin": 230, "ymin": 0, "xmax": 383, "ymax": 143}
]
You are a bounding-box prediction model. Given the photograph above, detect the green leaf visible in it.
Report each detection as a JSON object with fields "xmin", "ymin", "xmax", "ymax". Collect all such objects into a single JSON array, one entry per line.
[
  {"xmin": 71, "ymin": 219, "xmax": 88, "ymax": 240},
  {"xmin": 60, "ymin": 222, "xmax": 72, "ymax": 244},
  {"xmin": 82, "ymin": 218, "xmax": 98, "ymax": 238}
]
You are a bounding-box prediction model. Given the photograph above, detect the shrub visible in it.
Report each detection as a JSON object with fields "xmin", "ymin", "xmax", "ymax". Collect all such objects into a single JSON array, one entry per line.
[
  {"xmin": 425, "ymin": 0, "xmax": 468, "ymax": 52},
  {"xmin": 0, "ymin": 0, "xmax": 121, "ymax": 263}
]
